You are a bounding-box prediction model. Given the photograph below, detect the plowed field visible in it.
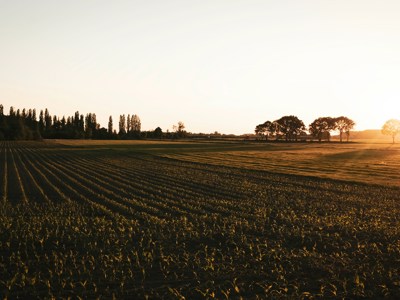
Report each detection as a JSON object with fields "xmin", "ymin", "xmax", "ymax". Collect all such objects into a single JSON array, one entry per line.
[{"xmin": 1, "ymin": 141, "xmax": 399, "ymax": 298}]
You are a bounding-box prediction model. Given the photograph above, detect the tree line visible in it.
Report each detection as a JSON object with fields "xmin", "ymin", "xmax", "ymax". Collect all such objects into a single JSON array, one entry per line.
[
  {"xmin": 0, "ymin": 104, "xmax": 149, "ymax": 140},
  {"xmin": 255, "ymin": 115, "xmax": 355, "ymax": 142}
]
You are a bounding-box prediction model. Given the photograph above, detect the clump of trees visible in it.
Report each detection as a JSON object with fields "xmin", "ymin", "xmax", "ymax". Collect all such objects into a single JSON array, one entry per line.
[
  {"xmin": 255, "ymin": 116, "xmax": 306, "ymax": 141},
  {"xmin": 117, "ymin": 114, "xmax": 141, "ymax": 139},
  {"xmin": 381, "ymin": 119, "xmax": 400, "ymax": 143},
  {"xmin": 0, "ymin": 105, "xmax": 41, "ymax": 140},
  {"xmin": 0, "ymin": 104, "xmax": 143, "ymax": 140},
  {"xmin": 255, "ymin": 115, "xmax": 355, "ymax": 142}
]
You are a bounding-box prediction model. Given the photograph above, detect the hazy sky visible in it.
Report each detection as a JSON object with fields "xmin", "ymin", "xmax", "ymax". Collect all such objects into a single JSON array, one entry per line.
[{"xmin": 1, "ymin": 0, "xmax": 399, "ymax": 134}]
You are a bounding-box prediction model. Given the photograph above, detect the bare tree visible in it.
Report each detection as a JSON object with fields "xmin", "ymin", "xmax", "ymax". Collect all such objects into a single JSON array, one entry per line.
[{"xmin": 173, "ymin": 121, "xmax": 186, "ymax": 138}]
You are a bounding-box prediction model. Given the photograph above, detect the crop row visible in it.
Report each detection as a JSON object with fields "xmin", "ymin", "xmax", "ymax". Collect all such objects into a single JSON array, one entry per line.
[
  {"xmin": 1, "ymin": 141, "xmax": 400, "ymax": 298},
  {"xmin": 14, "ymin": 144, "xmax": 257, "ymax": 220}
]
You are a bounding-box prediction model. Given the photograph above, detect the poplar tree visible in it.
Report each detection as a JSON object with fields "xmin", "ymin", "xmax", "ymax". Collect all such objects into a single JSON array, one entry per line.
[
  {"xmin": 119, "ymin": 115, "xmax": 126, "ymax": 135},
  {"xmin": 108, "ymin": 116, "xmax": 113, "ymax": 134}
]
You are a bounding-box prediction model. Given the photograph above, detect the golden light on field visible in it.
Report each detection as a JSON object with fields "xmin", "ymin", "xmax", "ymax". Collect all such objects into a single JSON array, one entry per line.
[{"xmin": 2, "ymin": 140, "xmax": 400, "ymax": 298}]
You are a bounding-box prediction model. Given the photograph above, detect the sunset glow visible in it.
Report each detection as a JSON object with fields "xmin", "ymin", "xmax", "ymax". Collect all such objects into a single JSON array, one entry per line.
[{"xmin": 1, "ymin": 0, "xmax": 399, "ymax": 134}]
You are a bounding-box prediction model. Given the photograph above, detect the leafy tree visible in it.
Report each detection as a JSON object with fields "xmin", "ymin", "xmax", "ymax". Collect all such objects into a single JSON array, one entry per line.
[
  {"xmin": 382, "ymin": 119, "xmax": 400, "ymax": 144},
  {"xmin": 108, "ymin": 116, "xmax": 113, "ymax": 134},
  {"xmin": 154, "ymin": 127, "xmax": 162, "ymax": 139},
  {"xmin": 0, "ymin": 106, "xmax": 41, "ymax": 140},
  {"xmin": 32, "ymin": 109, "xmax": 37, "ymax": 122},
  {"xmin": 9, "ymin": 106, "xmax": 15, "ymax": 117},
  {"xmin": 255, "ymin": 121, "xmax": 274, "ymax": 140},
  {"xmin": 61, "ymin": 116, "xmax": 66, "ymax": 129},
  {"xmin": 119, "ymin": 115, "xmax": 126, "ymax": 136},
  {"xmin": 53, "ymin": 116, "xmax": 59, "ymax": 131},
  {"xmin": 309, "ymin": 117, "xmax": 336, "ymax": 142},
  {"xmin": 262, "ymin": 121, "xmax": 276, "ymax": 140},
  {"xmin": 255, "ymin": 123, "xmax": 266, "ymax": 139},
  {"xmin": 0, "ymin": 105, "xmax": 142, "ymax": 140},
  {"xmin": 79, "ymin": 114, "xmax": 85, "ymax": 133},
  {"xmin": 44, "ymin": 108, "xmax": 52, "ymax": 131},
  {"xmin": 275, "ymin": 115, "xmax": 305, "ymax": 141},
  {"xmin": 126, "ymin": 114, "xmax": 131, "ymax": 133},
  {"xmin": 38, "ymin": 110, "xmax": 45, "ymax": 134},
  {"xmin": 334, "ymin": 116, "xmax": 355, "ymax": 142},
  {"xmin": 131, "ymin": 114, "xmax": 141, "ymax": 133},
  {"xmin": 85, "ymin": 113, "xmax": 99, "ymax": 139},
  {"xmin": 74, "ymin": 111, "xmax": 80, "ymax": 128},
  {"xmin": 96, "ymin": 127, "xmax": 109, "ymax": 139}
]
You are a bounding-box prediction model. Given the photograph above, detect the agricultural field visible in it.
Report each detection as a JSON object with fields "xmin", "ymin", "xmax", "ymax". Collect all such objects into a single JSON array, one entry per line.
[{"xmin": 1, "ymin": 140, "xmax": 400, "ymax": 298}]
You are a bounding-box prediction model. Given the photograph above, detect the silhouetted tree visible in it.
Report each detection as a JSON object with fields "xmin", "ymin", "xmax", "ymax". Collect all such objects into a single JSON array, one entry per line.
[
  {"xmin": 255, "ymin": 123, "xmax": 266, "ymax": 139},
  {"xmin": 79, "ymin": 114, "xmax": 84, "ymax": 133},
  {"xmin": 119, "ymin": 115, "xmax": 126, "ymax": 136},
  {"xmin": 0, "ymin": 106, "xmax": 42, "ymax": 140},
  {"xmin": 9, "ymin": 106, "xmax": 15, "ymax": 117},
  {"xmin": 275, "ymin": 115, "xmax": 305, "ymax": 141},
  {"xmin": 128, "ymin": 114, "xmax": 141, "ymax": 138},
  {"xmin": 131, "ymin": 114, "xmax": 141, "ymax": 132},
  {"xmin": 382, "ymin": 119, "xmax": 400, "ymax": 144},
  {"xmin": 309, "ymin": 117, "xmax": 336, "ymax": 142},
  {"xmin": 126, "ymin": 114, "xmax": 131, "ymax": 133},
  {"xmin": 0, "ymin": 105, "xmax": 142, "ymax": 140},
  {"xmin": 173, "ymin": 121, "xmax": 186, "ymax": 138},
  {"xmin": 255, "ymin": 121, "xmax": 274, "ymax": 140},
  {"xmin": 108, "ymin": 116, "xmax": 113, "ymax": 134},
  {"xmin": 44, "ymin": 109, "xmax": 52, "ymax": 132},
  {"xmin": 38, "ymin": 110, "xmax": 45, "ymax": 134},
  {"xmin": 335, "ymin": 116, "xmax": 355, "ymax": 142},
  {"xmin": 154, "ymin": 127, "xmax": 162, "ymax": 139},
  {"xmin": 263, "ymin": 121, "xmax": 275, "ymax": 140},
  {"xmin": 0, "ymin": 105, "xmax": 3, "ymax": 139},
  {"xmin": 85, "ymin": 113, "xmax": 99, "ymax": 139}
]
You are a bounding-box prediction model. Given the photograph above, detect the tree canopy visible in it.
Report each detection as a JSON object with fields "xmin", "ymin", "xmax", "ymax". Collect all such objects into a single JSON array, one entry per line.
[
  {"xmin": 309, "ymin": 117, "xmax": 335, "ymax": 142},
  {"xmin": 382, "ymin": 119, "xmax": 400, "ymax": 144},
  {"xmin": 0, "ymin": 104, "xmax": 143, "ymax": 140},
  {"xmin": 275, "ymin": 116, "xmax": 305, "ymax": 141},
  {"xmin": 256, "ymin": 115, "xmax": 356, "ymax": 142},
  {"xmin": 335, "ymin": 116, "xmax": 356, "ymax": 142}
]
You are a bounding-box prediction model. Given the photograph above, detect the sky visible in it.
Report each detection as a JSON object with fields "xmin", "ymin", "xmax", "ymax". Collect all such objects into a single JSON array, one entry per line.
[{"xmin": 0, "ymin": 0, "xmax": 399, "ymax": 134}]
